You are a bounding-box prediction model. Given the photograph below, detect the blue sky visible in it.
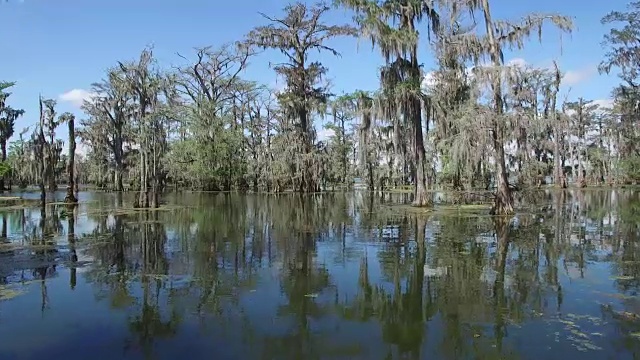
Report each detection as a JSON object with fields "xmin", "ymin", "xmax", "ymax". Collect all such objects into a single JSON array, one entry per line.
[{"xmin": 0, "ymin": 0, "xmax": 623, "ymax": 142}]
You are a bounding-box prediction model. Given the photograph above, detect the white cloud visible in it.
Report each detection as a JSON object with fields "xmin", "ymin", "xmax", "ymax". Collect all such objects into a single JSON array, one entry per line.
[
  {"xmin": 317, "ymin": 127, "xmax": 334, "ymax": 141},
  {"xmin": 421, "ymin": 72, "xmax": 436, "ymax": 90},
  {"xmin": 58, "ymin": 89, "xmax": 95, "ymax": 108},
  {"xmin": 423, "ymin": 58, "xmax": 528, "ymax": 91},
  {"xmin": 506, "ymin": 57, "xmax": 527, "ymax": 68},
  {"xmin": 593, "ymin": 98, "xmax": 614, "ymax": 109},
  {"xmin": 421, "ymin": 58, "xmax": 599, "ymax": 96},
  {"xmin": 562, "ymin": 67, "xmax": 596, "ymax": 86},
  {"xmin": 564, "ymin": 99, "xmax": 613, "ymax": 116},
  {"xmin": 76, "ymin": 142, "xmax": 89, "ymax": 157},
  {"xmin": 422, "ymin": 66, "xmax": 476, "ymax": 92}
]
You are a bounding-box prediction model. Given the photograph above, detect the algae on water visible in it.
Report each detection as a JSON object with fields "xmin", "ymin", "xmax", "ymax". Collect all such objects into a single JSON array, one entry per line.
[{"xmin": 0, "ymin": 285, "xmax": 24, "ymax": 301}]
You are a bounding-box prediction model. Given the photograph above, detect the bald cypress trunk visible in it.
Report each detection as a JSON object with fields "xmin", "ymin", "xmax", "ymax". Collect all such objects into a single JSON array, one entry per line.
[
  {"xmin": 65, "ymin": 115, "xmax": 77, "ymax": 204},
  {"xmin": 481, "ymin": 0, "xmax": 513, "ymax": 215}
]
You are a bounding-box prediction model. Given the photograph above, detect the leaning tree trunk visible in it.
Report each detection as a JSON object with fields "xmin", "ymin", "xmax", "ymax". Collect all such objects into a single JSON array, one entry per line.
[{"xmin": 65, "ymin": 116, "xmax": 77, "ymax": 204}]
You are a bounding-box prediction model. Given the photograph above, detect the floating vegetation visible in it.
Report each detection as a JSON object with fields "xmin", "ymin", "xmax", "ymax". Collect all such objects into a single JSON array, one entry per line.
[
  {"xmin": 84, "ymin": 204, "xmax": 191, "ymax": 217},
  {"xmin": 610, "ymin": 275, "xmax": 635, "ymax": 281},
  {"xmin": 377, "ymin": 203, "xmax": 494, "ymax": 218},
  {"xmin": 541, "ymin": 314, "xmax": 606, "ymax": 352},
  {"xmin": 96, "ymin": 272, "xmax": 198, "ymax": 286},
  {"xmin": 0, "ymin": 197, "xmax": 41, "ymax": 206},
  {"xmin": 565, "ymin": 313, "xmax": 606, "ymax": 326},
  {"xmin": 592, "ymin": 290, "xmax": 638, "ymax": 301},
  {"xmin": 0, "ymin": 242, "xmax": 58, "ymax": 252},
  {"xmin": 124, "ymin": 220, "xmax": 164, "ymax": 225},
  {"xmin": 0, "ymin": 285, "xmax": 25, "ymax": 301}
]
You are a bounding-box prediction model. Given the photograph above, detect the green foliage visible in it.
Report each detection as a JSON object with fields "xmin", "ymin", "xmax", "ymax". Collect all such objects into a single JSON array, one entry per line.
[
  {"xmin": 1, "ymin": 1, "xmax": 636, "ymax": 197},
  {"xmin": 0, "ymin": 161, "xmax": 11, "ymax": 177},
  {"xmin": 0, "ymin": 81, "xmax": 23, "ymax": 147},
  {"xmin": 619, "ymin": 156, "xmax": 640, "ymax": 183}
]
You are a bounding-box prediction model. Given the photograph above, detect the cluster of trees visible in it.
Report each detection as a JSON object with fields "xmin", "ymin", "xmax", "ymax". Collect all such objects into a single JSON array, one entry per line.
[
  {"xmin": 1, "ymin": 1, "xmax": 639, "ymax": 214},
  {"xmin": 0, "ymin": 84, "xmax": 78, "ymax": 205}
]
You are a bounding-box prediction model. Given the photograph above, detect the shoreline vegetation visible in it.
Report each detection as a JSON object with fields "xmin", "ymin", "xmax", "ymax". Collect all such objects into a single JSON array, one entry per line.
[
  {"xmin": 0, "ymin": 185, "xmax": 635, "ymax": 218},
  {"xmin": 0, "ymin": 1, "xmax": 639, "ymax": 217}
]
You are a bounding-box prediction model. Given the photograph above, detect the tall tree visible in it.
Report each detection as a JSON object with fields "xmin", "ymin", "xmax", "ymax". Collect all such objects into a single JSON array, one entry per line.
[
  {"xmin": 118, "ymin": 48, "xmax": 169, "ymax": 208},
  {"xmin": 336, "ymin": 0, "xmax": 440, "ymax": 206},
  {"xmin": 82, "ymin": 69, "xmax": 133, "ymax": 191},
  {"xmin": 245, "ymin": 2, "xmax": 356, "ymax": 192},
  {"xmin": 35, "ymin": 96, "xmax": 50, "ymax": 206},
  {"xmin": 444, "ymin": 0, "xmax": 572, "ymax": 214},
  {"xmin": 550, "ymin": 62, "xmax": 565, "ymax": 188},
  {"xmin": 354, "ymin": 90, "xmax": 377, "ymax": 190},
  {"xmin": 599, "ymin": 1, "xmax": 640, "ymax": 183},
  {"xmin": 0, "ymin": 81, "xmax": 24, "ymax": 191},
  {"xmin": 326, "ymin": 94, "xmax": 357, "ymax": 187},
  {"xmin": 564, "ymin": 98, "xmax": 598, "ymax": 187}
]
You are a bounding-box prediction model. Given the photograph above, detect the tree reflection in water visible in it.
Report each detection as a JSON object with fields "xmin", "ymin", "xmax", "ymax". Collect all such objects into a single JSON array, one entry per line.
[{"xmin": 2, "ymin": 190, "xmax": 640, "ymax": 359}]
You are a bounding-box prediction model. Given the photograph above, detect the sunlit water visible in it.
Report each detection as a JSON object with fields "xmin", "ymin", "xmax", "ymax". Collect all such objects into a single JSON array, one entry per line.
[{"xmin": 0, "ymin": 190, "xmax": 639, "ymax": 359}]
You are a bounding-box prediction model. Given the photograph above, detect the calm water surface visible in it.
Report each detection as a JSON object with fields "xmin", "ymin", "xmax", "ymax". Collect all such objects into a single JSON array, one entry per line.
[{"xmin": 0, "ymin": 190, "xmax": 639, "ymax": 360}]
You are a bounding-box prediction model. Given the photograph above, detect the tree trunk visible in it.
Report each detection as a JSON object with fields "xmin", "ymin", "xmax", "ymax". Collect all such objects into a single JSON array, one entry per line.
[
  {"xmin": 65, "ymin": 116, "xmax": 77, "ymax": 204},
  {"xmin": 114, "ymin": 160, "xmax": 124, "ymax": 192},
  {"xmin": 39, "ymin": 175, "xmax": 46, "ymax": 207},
  {"xmin": 47, "ymin": 161, "xmax": 57, "ymax": 192},
  {"xmin": 367, "ymin": 163, "xmax": 374, "ymax": 191},
  {"xmin": 1, "ymin": 214, "xmax": 6, "ymax": 240},
  {"xmin": 114, "ymin": 128, "xmax": 124, "ymax": 191},
  {"xmin": 136, "ymin": 150, "xmax": 148, "ymax": 208},
  {"xmin": 493, "ymin": 131, "xmax": 514, "ymax": 215},
  {"xmin": 553, "ymin": 124, "xmax": 563, "ymax": 187},
  {"xmin": 38, "ymin": 97, "xmax": 46, "ymax": 208},
  {"xmin": 481, "ymin": 0, "xmax": 514, "ymax": 215},
  {"xmin": 0, "ymin": 140, "xmax": 6, "ymax": 192},
  {"xmin": 410, "ymin": 55, "xmax": 429, "ymax": 207},
  {"xmin": 150, "ymin": 179, "xmax": 159, "ymax": 208}
]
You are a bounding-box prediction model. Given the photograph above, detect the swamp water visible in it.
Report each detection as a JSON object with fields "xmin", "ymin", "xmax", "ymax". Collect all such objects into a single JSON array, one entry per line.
[{"xmin": 0, "ymin": 190, "xmax": 639, "ymax": 359}]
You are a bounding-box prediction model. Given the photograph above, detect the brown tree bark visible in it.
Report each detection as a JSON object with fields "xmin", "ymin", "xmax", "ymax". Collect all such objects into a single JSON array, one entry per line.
[{"xmin": 65, "ymin": 115, "xmax": 77, "ymax": 203}]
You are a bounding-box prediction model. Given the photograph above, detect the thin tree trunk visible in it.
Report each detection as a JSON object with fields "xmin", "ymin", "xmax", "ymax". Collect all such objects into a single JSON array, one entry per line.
[
  {"xmin": 137, "ymin": 150, "xmax": 148, "ymax": 208},
  {"xmin": 551, "ymin": 71, "xmax": 563, "ymax": 188},
  {"xmin": 409, "ymin": 51, "xmax": 429, "ymax": 207},
  {"xmin": 38, "ymin": 97, "xmax": 46, "ymax": 208},
  {"xmin": 0, "ymin": 141, "xmax": 6, "ymax": 192},
  {"xmin": 65, "ymin": 116, "xmax": 77, "ymax": 203},
  {"xmin": 481, "ymin": 0, "xmax": 514, "ymax": 215}
]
